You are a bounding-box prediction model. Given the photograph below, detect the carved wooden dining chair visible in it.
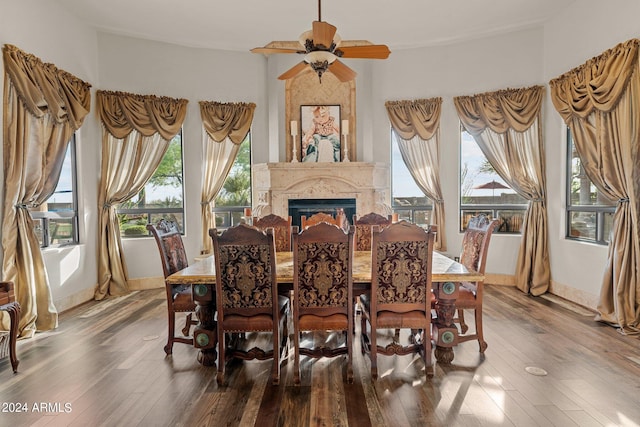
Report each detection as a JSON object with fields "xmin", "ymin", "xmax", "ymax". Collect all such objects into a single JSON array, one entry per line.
[
  {"xmin": 300, "ymin": 212, "xmax": 340, "ymax": 229},
  {"xmin": 453, "ymin": 214, "xmax": 500, "ymax": 353},
  {"xmin": 0, "ymin": 281, "xmax": 20, "ymax": 373},
  {"xmin": 147, "ymin": 219, "xmax": 197, "ymax": 355},
  {"xmin": 360, "ymin": 220, "xmax": 436, "ymax": 379},
  {"xmin": 353, "ymin": 212, "xmax": 392, "ymax": 251},
  {"xmin": 292, "ymin": 222, "xmax": 355, "ymax": 384},
  {"xmin": 252, "ymin": 214, "xmax": 292, "ymax": 252},
  {"xmin": 210, "ymin": 224, "xmax": 290, "ymax": 385}
]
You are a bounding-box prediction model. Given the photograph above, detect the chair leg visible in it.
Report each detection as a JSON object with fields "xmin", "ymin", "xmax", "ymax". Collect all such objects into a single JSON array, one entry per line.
[
  {"xmin": 217, "ymin": 327, "xmax": 226, "ymax": 385},
  {"xmin": 272, "ymin": 324, "xmax": 281, "ymax": 385},
  {"xmin": 475, "ymin": 307, "xmax": 488, "ymax": 353},
  {"xmin": 293, "ymin": 330, "xmax": 301, "ymax": 385},
  {"xmin": 458, "ymin": 309, "xmax": 468, "ymax": 334},
  {"xmin": 181, "ymin": 312, "xmax": 195, "ymax": 337},
  {"xmin": 164, "ymin": 309, "xmax": 176, "ymax": 355},
  {"xmin": 370, "ymin": 324, "xmax": 378, "ymax": 380},
  {"xmin": 346, "ymin": 326, "xmax": 354, "ymax": 384}
]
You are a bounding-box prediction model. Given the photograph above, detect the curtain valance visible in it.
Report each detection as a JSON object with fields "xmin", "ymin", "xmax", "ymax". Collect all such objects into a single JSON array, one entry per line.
[
  {"xmin": 199, "ymin": 101, "xmax": 256, "ymax": 145},
  {"xmin": 96, "ymin": 90, "xmax": 188, "ymax": 141},
  {"xmin": 385, "ymin": 98, "xmax": 442, "ymax": 141},
  {"xmin": 2, "ymin": 44, "xmax": 91, "ymax": 129},
  {"xmin": 454, "ymin": 86, "xmax": 544, "ymax": 135},
  {"xmin": 550, "ymin": 39, "xmax": 639, "ymax": 121}
]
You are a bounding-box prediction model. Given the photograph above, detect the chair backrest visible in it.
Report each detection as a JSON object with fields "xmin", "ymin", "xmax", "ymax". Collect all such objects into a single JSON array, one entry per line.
[
  {"xmin": 459, "ymin": 214, "xmax": 500, "ymax": 275},
  {"xmin": 301, "ymin": 212, "xmax": 340, "ymax": 229},
  {"xmin": 292, "ymin": 222, "xmax": 354, "ymax": 317},
  {"xmin": 210, "ymin": 224, "xmax": 278, "ymax": 318},
  {"xmin": 253, "ymin": 214, "xmax": 292, "ymax": 252},
  {"xmin": 353, "ymin": 212, "xmax": 392, "ymax": 251},
  {"xmin": 371, "ymin": 220, "xmax": 435, "ymax": 313},
  {"xmin": 147, "ymin": 219, "xmax": 188, "ymax": 278}
]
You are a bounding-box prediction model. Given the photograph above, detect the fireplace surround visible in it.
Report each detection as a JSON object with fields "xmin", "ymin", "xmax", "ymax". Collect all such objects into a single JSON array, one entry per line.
[{"xmin": 252, "ymin": 162, "xmax": 391, "ymax": 222}]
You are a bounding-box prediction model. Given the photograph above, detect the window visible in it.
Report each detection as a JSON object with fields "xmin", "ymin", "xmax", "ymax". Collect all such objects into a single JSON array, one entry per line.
[
  {"xmin": 459, "ymin": 127, "xmax": 527, "ymax": 233},
  {"xmin": 390, "ymin": 130, "xmax": 432, "ymax": 227},
  {"xmin": 212, "ymin": 133, "xmax": 252, "ymax": 228},
  {"xmin": 30, "ymin": 135, "xmax": 79, "ymax": 248},
  {"xmin": 117, "ymin": 131, "xmax": 185, "ymax": 236},
  {"xmin": 566, "ymin": 128, "xmax": 615, "ymax": 244}
]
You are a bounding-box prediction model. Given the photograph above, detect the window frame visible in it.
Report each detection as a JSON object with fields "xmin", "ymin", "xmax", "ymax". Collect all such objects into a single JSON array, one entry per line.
[
  {"xmin": 390, "ymin": 129, "xmax": 433, "ymax": 226},
  {"xmin": 117, "ymin": 129, "xmax": 186, "ymax": 237},
  {"xmin": 565, "ymin": 127, "xmax": 615, "ymax": 245},
  {"xmin": 459, "ymin": 125, "xmax": 527, "ymax": 234},
  {"xmin": 31, "ymin": 134, "xmax": 79, "ymax": 248},
  {"xmin": 211, "ymin": 131, "xmax": 252, "ymax": 230}
]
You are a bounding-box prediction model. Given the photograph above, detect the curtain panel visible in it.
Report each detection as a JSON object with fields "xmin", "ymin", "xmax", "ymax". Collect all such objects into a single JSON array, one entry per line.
[
  {"xmin": 1, "ymin": 45, "xmax": 91, "ymax": 337},
  {"xmin": 549, "ymin": 38, "xmax": 640, "ymax": 334},
  {"xmin": 454, "ymin": 85, "xmax": 550, "ymax": 296},
  {"xmin": 385, "ymin": 98, "xmax": 447, "ymax": 251},
  {"xmin": 95, "ymin": 90, "xmax": 188, "ymax": 300},
  {"xmin": 199, "ymin": 101, "xmax": 256, "ymax": 254}
]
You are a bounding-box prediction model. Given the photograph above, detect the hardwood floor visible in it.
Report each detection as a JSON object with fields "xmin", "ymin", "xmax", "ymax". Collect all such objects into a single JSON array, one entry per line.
[{"xmin": 1, "ymin": 286, "xmax": 639, "ymax": 427}]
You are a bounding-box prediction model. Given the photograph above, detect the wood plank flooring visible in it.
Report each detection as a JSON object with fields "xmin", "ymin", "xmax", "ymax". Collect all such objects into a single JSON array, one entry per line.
[{"xmin": 1, "ymin": 286, "xmax": 639, "ymax": 427}]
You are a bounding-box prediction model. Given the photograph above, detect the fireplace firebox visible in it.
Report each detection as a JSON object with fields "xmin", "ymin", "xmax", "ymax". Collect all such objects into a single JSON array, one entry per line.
[{"xmin": 288, "ymin": 198, "xmax": 356, "ymax": 229}]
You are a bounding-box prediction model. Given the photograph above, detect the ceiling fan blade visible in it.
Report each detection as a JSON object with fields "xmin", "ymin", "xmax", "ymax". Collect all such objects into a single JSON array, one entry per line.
[
  {"xmin": 312, "ymin": 21, "xmax": 337, "ymax": 48},
  {"xmin": 329, "ymin": 60, "xmax": 357, "ymax": 82},
  {"xmin": 251, "ymin": 47, "xmax": 304, "ymax": 55},
  {"xmin": 278, "ymin": 61, "xmax": 309, "ymax": 80},
  {"xmin": 338, "ymin": 44, "xmax": 391, "ymax": 59}
]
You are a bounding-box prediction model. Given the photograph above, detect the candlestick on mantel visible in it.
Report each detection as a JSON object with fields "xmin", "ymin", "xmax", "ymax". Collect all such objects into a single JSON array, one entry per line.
[
  {"xmin": 341, "ymin": 119, "xmax": 350, "ymax": 162},
  {"xmin": 290, "ymin": 120, "xmax": 299, "ymax": 162}
]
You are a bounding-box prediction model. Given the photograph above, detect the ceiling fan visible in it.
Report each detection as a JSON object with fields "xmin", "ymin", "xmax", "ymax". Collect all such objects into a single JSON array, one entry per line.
[{"xmin": 250, "ymin": 0, "xmax": 391, "ymax": 83}]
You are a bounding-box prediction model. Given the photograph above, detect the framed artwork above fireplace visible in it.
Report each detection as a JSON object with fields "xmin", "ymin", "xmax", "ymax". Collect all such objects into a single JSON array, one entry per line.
[{"xmin": 300, "ymin": 105, "xmax": 341, "ymax": 162}]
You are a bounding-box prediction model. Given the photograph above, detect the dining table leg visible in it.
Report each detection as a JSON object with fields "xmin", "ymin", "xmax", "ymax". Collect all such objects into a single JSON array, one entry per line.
[
  {"xmin": 432, "ymin": 281, "xmax": 459, "ymax": 364},
  {"xmin": 191, "ymin": 284, "xmax": 218, "ymax": 366}
]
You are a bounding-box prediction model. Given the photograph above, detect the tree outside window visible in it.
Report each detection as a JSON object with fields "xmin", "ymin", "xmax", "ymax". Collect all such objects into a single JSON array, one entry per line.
[
  {"xmin": 117, "ymin": 131, "xmax": 185, "ymax": 236},
  {"xmin": 459, "ymin": 128, "xmax": 527, "ymax": 233},
  {"xmin": 213, "ymin": 133, "xmax": 252, "ymax": 228}
]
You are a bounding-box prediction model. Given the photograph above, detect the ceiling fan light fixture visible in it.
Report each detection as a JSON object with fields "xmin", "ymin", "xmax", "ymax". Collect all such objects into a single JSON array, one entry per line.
[{"xmin": 304, "ymin": 50, "xmax": 336, "ymax": 64}]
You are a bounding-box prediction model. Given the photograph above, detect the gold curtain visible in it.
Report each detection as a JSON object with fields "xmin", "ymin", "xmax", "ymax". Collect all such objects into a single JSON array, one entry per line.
[
  {"xmin": 454, "ymin": 85, "xmax": 549, "ymax": 295},
  {"xmin": 549, "ymin": 38, "xmax": 640, "ymax": 334},
  {"xmin": 385, "ymin": 98, "xmax": 446, "ymax": 251},
  {"xmin": 199, "ymin": 101, "xmax": 256, "ymax": 254},
  {"xmin": 95, "ymin": 90, "xmax": 188, "ymax": 300},
  {"xmin": 1, "ymin": 44, "xmax": 91, "ymax": 337}
]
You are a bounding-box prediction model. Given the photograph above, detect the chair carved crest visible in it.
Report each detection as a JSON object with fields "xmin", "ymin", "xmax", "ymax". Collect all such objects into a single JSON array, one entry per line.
[
  {"xmin": 353, "ymin": 212, "xmax": 392, "ymax": 251},
  {"xmin": 301, "ymin": 212, "xmax": 339, "ymax": 229},
  {"xmin": 253, "ymin": 214, "xmax": 292, "ymax": 252}
]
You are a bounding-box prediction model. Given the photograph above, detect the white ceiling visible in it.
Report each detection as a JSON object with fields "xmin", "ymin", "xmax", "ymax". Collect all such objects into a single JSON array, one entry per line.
[{"xmin": 54, "ymin": 0, "xmax": 577, "ymax": 52}]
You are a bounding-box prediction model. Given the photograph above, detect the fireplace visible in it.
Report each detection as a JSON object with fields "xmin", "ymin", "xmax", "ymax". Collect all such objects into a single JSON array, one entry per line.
[
  {"xmin": 252, "ymin": 162, "xmax": 392, "ymax": 221},
  {"xmin": 288, "ymin": 198, "xmax": 356, "ymax": 229}
]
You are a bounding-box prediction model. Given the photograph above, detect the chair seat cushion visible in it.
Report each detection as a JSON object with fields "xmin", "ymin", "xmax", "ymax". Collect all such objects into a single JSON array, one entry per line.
[
  {"xmin": 455, "ymin": 284, "xmax": 478, "ymax": 308},
  {"xmin": 299, "ymin": 313, "xmax": 348, "ymax": 331},
  {"xmin": 172, "ymin": 287, "xmax": 195, "ymax": 311},
  {"xmin": 222, "ymin": 295, "xmax": 289, "ymax": 331},
  {"xmin": 359, "ymin": 293, "xmax": 428, "ymax": 329}
]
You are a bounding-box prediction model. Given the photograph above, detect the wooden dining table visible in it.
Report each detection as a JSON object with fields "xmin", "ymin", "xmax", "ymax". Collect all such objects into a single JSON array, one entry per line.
[{"xmin": 166, "ymin": 251, "xmax": 483, "ymax": 367}]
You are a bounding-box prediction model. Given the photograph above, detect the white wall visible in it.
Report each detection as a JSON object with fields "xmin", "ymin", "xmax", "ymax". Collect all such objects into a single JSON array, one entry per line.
[
  {"xmin": 0, "ymin": 0, "xmax": 101, "ymax": 310},
  {"xmin": 372, "ymin": 27, "xmax": 545, "ymax": 277},
  {"xmin": 96, "ymin": 33, "xmax": 268, "ymax": 279},
  {"xmin": 541, "ymin": 0, "xmax": 640, "ymax": 305},
  {"xmin": 2, "ymin": 0, "xmax": 639, "ymax": 312}
]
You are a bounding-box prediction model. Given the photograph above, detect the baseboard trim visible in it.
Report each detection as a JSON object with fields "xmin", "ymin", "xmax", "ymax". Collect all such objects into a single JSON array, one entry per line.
[
  {"xmin": 55, "ymin": 286, "xmax": 96, "ymax": 313},
  {"xmin": 128, "ymin": 276, "xmax": 164, "ymax": 291},
  {"xmin": 485, "ymin": 273, "xmax": 514, "ymax": 286}
]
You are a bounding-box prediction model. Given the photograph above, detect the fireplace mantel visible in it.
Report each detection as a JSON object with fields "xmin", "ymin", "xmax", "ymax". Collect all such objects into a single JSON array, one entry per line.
[{"xmin": 252, "ymin": 162, "xmax": 391, "ymax": 220}]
